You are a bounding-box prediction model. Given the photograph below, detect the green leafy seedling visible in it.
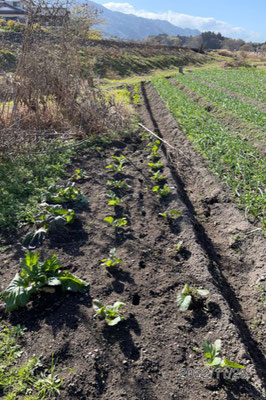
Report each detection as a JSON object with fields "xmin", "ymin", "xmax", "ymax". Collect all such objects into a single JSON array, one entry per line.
[
  {"xmin": 150, "ymin": 171, "xmax": 167, "ymax": 182},
  {"xmin": 104, "ymin": 217, "xmax": 128, "ymax": 228},
  {"xmin": 22, "ymin": 205, "xmax": 75, "ymax": 249},
  {"xmin": 3, "ymin": 252, "xmax": 89, "ymax": 312},
  {"xmin": 148, "ymin": 161, "xmax": 163, "ymax": 171},
  {"xmin": 101, "ymin": 248, "xmax": 123, "ymax": 269},
  {"xmin": 106, "ymin": 155, "xmax": 127, "ymax": 172},
  {"xmin": 177, "ymin": 284, "xmax": 209, "ymax": 311},
  {"xmin": 93, "ymin": 299, "xmax": 125, "ymax": 326},
  {"xmin": 152, "ymin": 184, "xmax": 170, "ymax": 197},
  {"xmin": 45, "ymin": 182, "xmax": 81, "ymax": 204},
  {"xmin": 107, "ymin": 180, "xmax": 131, "ymax": 191},
  {"xmin": 159, "ymin": 209, "xmax": 182, "ymax": 220},
  {"xmin": 147, "ymin": 140, "xmax": 160, "ymax": 159},
  {"xmin": 107, "ymin": 190, "xmax": 122, "ymax": 206},
  {"xmin": 70, "ymin": 169, "xmax": 86, "ymax": 181},
  {"xmin": 175, "ymin": 240, "xmax": 184, "ymax": 254},
  {"xmin": 202, "ymin": 339, "xmax": 245, "ymax": 370}
]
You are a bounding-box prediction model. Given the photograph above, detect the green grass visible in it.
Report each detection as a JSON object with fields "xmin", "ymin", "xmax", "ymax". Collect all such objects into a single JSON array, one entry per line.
[
  {"xmin": 152, "ymin": 78, "xmax": 266, "ymax": 229},
  {"xmin": 0, "ymin": 324, "xmax": 62, "ymax": 399},
  {"xmin": 173, "ymin": 74, "xmax": 266, "ymax": 130},
  {"xmin": 0, "ymin": 142, "xmax": 74, "ymax": 233},
  {"xmin": 188, "ymin": 69, "xmax": 266, "ymax": 103}
]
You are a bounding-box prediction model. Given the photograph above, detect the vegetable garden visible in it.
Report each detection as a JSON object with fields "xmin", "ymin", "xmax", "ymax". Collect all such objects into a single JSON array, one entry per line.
[{"xmin": 0, "ymin": 67, "xmax": 265, "ymax": 399}]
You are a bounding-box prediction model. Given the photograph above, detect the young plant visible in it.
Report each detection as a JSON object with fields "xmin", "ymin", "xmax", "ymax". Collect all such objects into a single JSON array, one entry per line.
[
  {"xmin": 106, "ymin": 155, "xmax": 127, "ymax": 173},
  {"xmin": 107, "ymin": 190, "xmax": 122, "ymax": 207},
  {"xmin": 201, "ymin": 339, "xmax": 245, "ymax": 370},
  {"xmin": 152, "ymin": 184, "xmax": 170, "ymax": 197},
  {"xmin": 93, "ymin": 299, "xmax": 125, "ymax": 326},
  {"xmin": 101, "ymin": 248, "xmax": 123, "ymax": 269},
  {"xmin": 175, "ymin": 240, "xmax": 184, "ymax": 254},
  {"xmin": 107, "ymin": 180, "xmax": 131, "ymax": 191},
  {"xmin": 159, "ymin": 209, "xmax": 182, "ymax": 220},
  {"xmin": 45, "ymin": 183, "xmax": 88, "ymax": 210},
  {"xmin": 104, "ymin": 217, "xmax": 128, "ymax": 228},
  {"xmin": 150, "ymin": 171, "xmax": 167, "ymax": 182},
  {"xmin": 177, "ymin": 284, "xmax": 209, "ymax": 311},
  {"xmin": 3, "ymin": 252, "xmax": 89, "ymax": 312},
  {"xmin": 148, "ymin": 161, "xmax": 163, "ymax": 171},
  {"xmin": 147, "ymin": 140, "xmax": 160, "ymax": 160},
  {"xmin": 70, "ymin": 169, "xmax": 86, "ymax": 181},
  {"xmin": 22, "ymin": 205, "xmax": 75, "ymax": 249}
]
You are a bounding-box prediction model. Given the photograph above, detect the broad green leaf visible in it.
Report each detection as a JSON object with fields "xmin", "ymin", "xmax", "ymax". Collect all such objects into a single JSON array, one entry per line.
[
  {"xmin": 207, "ymin": 357, "xmax": 222, "ymax": 367},
  {"xmin": 48, "ymin": 216, "xmax": 67, "ymax": 232},
  {"xmin": 214, "ymin": 339, "xmax": 222, "ymax": 353},
  {"xmin": 182, "ymin": 284, "xmax": 191, "ymax": 294},
  {"xmin": 104, "ymin": 217, "xmax": 114, "ymax": 224},
  {"xmin": 25, "ymin": 252, "xmax": 39, "ymax": 268},
  {"xmin": 4, "ymin": 274, "xmax": 35, "ymax": 312},
  {"xmin": 203, "ymin": 340, "xmax": 214, "ymax": 359},
  {"xmin": 177, "ymin": 293, "xmax": 192, "ymax": 311},
  {"xmin": 75, "ymin": 194, "xmax": 88, "ymax": 210},
  {"xmin": 169, "ymin": 209, "xmax": 182, "ymax": 217},
  {"xmin": 113, "ymin": 301, "xmax": 125, "ymax": 312},
  {"xmin": 46, "ymin": 277, "xmax": 62, "ymax": 286},
  {"xmin": 93, "ymin": 299, "xmax": 104, "ymax": 312},
  {"xmin": 22, "ymin": 229, "xmax": 47, "ymax": 249},
  {"xmin": 197, "ymin": 289, "xmax": 210, "ymax": 297},
  {"xmin": 59, "ymin": 272, "xmax": 89, "ymax": 293},
  {"xmin": 222, "ymin": 358, "xmax": 245, "ymax": 369},
  {"xmin": 106, "ymin": 316, "xmax": 123, "ymax": 326},
  {"xmin": 41, "ymin": 255, "xmax": 61, "ymax": 273}
]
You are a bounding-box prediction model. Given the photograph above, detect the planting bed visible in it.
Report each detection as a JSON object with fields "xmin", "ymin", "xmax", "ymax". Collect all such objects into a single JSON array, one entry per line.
[{"xmin": 0, "ymin": 78, "xmax": 266, "ymax": 399}]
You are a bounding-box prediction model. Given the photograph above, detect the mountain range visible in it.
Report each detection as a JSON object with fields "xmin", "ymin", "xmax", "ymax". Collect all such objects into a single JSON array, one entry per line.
[{"xmin": 88, "ymin": 1, "xmax": 200, "ymax": 39}]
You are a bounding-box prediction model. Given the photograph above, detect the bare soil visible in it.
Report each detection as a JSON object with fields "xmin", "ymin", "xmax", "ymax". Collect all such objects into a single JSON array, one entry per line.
[{"xmin": 0, "ymin": 85, "xmax": 265, "ymax": 399}]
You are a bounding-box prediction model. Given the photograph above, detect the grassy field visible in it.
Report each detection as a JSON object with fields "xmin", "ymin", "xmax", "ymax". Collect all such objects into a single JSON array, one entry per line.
[{"xmin": 152, "ymin": 69, "xmax": 266, "ymax": 229}]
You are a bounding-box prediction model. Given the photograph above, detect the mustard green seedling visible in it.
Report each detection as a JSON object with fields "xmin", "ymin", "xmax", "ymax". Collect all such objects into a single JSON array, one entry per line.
[
  {"xmin": 152, "ymin": 184, "xmax": 170, "ymax": 197},
  {"xmin": 93, "ymin": 299, "xmax": 125, "ymax": 326},
  {"xmin": 159, "ymin": 209, "xmax": 182, "ymax": 220},
  {"xmin": 177, "ymin": 284, "xmax": 209, "ymax": 311},
  {"xmin": 106, "ymin": 155, "xmax": 127, "ymax": 172},
  {"xmin": 104, "ymin": 216, "xmax": 128, "ymax": 228},
  {"xmin": 101, "ymin": 248, "xmax": 123, "ymax": 269},
  {"xmin": 201, "ymin": 339, "xmax": 245, "ymax": 370}
]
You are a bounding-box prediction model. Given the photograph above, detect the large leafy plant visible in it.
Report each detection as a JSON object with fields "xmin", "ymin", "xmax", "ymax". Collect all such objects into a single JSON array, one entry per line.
[
  {"xmin": 93, "ymin": 299, "xmax": 125, "ymax": 326},
  {"xmin": 3, "ymin": 252, "xmax": 89, "ymax": 312},
  {"xmin": 177, "ymin": 284, "xmax": 209, "ymax": 311}
]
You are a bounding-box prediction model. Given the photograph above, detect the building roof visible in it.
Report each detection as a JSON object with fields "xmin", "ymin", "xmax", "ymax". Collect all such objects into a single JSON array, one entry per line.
[{"xmin": 0, "ymin": 1, "xmax": 26, "ymax": 15}]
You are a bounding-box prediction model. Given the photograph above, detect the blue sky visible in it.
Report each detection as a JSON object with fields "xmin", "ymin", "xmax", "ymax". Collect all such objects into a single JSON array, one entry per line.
[{"xmin": 96, "ymin": 0, "xmax": 266, "ymax": 42}]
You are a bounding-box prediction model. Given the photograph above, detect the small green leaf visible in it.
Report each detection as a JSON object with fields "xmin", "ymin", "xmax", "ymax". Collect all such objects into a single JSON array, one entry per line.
[
  {"xmin": 197, "ymin": 289, "xmax": 210, "ymax": 297},
  {"xmin": 106, "ymin": 316, "xmax": 123, "ymax": 326},
  {"xmin": 177, "ymin": 293, "xmax": 192, "ymax": 311},
  {"xmin": 222, "ymin": 358, "xmax": 245, "ymax": 369}
]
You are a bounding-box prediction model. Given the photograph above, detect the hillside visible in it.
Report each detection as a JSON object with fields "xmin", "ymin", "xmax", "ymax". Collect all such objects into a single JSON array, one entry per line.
[{"xmin": 88, "ymin": 1, "xmax": 199, "ymax": 39}]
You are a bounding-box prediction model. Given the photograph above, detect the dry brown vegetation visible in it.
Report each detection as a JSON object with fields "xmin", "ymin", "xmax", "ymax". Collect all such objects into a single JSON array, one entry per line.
[{"xmin": 0, "ymin": 0, "xmax": 131, "ymax": 154}]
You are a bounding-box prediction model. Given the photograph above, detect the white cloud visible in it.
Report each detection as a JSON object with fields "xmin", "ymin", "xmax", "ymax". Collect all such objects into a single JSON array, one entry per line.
[{"xmin": 103, "ymin": 2, "xmax": 260, "ymax": 41}]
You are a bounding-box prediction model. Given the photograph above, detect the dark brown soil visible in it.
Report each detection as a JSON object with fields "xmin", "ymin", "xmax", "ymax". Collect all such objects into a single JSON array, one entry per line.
[{"xmin": 0, "ymin": 87, "xmax": 265, "ymax": 399}]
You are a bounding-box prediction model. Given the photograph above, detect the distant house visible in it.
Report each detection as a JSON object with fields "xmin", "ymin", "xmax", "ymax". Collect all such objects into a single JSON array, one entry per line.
[
  {"xmin": 0, "ymin": 0, "xmax": 26, "ymax": 22},
  {"xmin": 0, "ymin": 0, "xmax": 69, "ymax": 26}
]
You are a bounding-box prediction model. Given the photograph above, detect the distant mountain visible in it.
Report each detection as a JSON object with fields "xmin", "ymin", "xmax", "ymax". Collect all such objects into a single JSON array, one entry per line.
[{"xmin": 87, "ymin": 1, "xmax": 200, "ymax": 39}]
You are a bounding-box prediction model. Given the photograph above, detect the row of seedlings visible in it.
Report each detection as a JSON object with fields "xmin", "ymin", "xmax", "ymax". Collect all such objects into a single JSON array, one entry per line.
[
  {"xmin": 142, "ymin": 130, "xmax": 245, "ymax": 378},
  {"xmin": 2, "ymin": 172, "xmax": 90, "ymax": 312},
  {"xmin": 93, "ymin": 154, "xmax": 131, "ymax": 325}
]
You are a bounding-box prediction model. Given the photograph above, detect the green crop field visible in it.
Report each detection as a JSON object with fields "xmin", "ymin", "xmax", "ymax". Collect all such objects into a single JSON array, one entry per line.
[{"xmin": 152, "ymin": 69, "xmax": 266, "ymax": 229}]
